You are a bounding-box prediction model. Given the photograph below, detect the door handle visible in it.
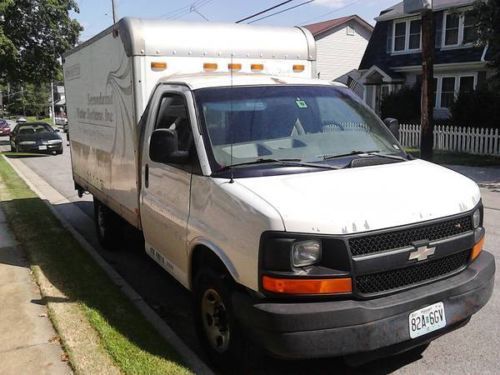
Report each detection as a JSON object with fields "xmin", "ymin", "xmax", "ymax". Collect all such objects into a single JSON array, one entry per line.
[{"xmin": 145, "ymin": 164, "xmax": 149, "ymax": 188}]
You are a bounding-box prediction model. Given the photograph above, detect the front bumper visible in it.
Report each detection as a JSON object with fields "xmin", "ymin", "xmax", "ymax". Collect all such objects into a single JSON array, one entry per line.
[
  {"xmin": 233, "ymin": 251, "xmax": 495, "ymax": 359},
  {"xmin": 18, "ymin": 143, "xmax": 62, "ymax": 153}
]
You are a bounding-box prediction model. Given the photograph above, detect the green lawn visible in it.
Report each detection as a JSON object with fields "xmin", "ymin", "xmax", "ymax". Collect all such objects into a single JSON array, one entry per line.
[{"xmin": 0, "ymin": 156, "xmax": 192, "ymax": 375}]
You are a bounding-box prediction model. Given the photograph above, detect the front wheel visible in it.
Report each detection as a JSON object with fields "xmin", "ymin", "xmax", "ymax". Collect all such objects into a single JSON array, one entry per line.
[
  {"xmin": 194, "ymin": 268, "xmax": 247, "ymax": 370},
  {"xmin": 93, "ymin": 198, "xmax": 122, "ymax": 249}
]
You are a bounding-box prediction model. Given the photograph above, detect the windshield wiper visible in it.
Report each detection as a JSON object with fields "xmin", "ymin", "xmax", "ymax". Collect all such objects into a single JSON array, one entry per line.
[
  {"xmin": 322, "ymin": 150, "xmax": 407, "ymax": 161},
  {"xmin": 215, "ymin": 158, "xmax": 339, "ymax": 173},
  {"xmin": 322, "ymin": 150, "xmax": 380, "ymax": 160}
]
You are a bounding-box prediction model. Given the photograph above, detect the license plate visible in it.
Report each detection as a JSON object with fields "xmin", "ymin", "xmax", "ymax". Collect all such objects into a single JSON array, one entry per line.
[
  {"xmin": 409, "ymin": 302, "xmax": 446, "ymax": 339},
  {"xmin": 39, "ymin": 145, "xmax": 47, "ymax": 150}
]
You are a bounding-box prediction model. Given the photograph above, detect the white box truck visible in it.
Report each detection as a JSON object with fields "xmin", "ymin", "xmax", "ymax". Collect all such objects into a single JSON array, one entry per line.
[{"xmin": 64, "ymin": 18, "xmax": 494, "ymax": 369}]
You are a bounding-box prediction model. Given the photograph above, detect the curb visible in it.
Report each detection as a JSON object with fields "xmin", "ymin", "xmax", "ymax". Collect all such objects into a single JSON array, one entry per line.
[{"xmin": 2, "ymin": 155, "xmax": 213, "ymax": 375}]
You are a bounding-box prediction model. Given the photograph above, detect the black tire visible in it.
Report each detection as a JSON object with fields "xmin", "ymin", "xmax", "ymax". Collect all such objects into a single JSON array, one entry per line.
[
  {"xmin": 93, "ymin": 198, "xmax": 122, "ymax": 249},
  {"xmin": 194, "ymin": 267, "xmax": 247, "ymax": 371}
]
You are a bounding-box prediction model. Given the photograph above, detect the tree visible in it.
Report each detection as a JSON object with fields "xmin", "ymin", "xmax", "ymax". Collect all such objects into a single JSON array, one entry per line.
[
  {"xmin": 6, "ymin": 82, "xmax": 50, "ymax": 116},
  {"xmin": 473, "ymin": 0, "xmax": 500, "ymax": 86},
  {"xmin": 1, "ymin": 0, "xmax": 82, "ymax": 83}
]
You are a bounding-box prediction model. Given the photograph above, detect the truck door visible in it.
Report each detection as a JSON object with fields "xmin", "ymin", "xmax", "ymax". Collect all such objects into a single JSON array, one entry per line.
[{"xmin": 141, "ymin": 88, "xmax": 196, "ymax": 286}]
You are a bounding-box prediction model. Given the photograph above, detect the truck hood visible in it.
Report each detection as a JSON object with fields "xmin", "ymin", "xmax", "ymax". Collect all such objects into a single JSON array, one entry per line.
[{"xmin": 235, "ymin": 160, "xmax": 481, "ymax": 235}]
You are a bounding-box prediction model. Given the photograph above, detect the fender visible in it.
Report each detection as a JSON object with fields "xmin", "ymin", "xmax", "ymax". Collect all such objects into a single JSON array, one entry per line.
[{"xmin": 188, "ymin": 237, "xmax": 240, "ymax": 289}]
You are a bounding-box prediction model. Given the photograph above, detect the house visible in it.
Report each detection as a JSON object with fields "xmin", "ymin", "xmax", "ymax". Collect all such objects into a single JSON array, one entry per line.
[
  {"xmin": 303, "ymin": 15, "xmax": 373, "ymax": 92},
  {"xmin": 359, "ymin": 0, "xmax": 494, "ymax": 119}
]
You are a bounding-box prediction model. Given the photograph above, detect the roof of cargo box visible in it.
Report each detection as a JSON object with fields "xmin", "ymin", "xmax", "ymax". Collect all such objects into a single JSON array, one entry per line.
[
  {"xmin": 65, "ymin": 17, "xmax": 316, "ymax": 61},
  {"xmin": 157, "ymin": 73, "xmax": 345, "ymax": 90}
]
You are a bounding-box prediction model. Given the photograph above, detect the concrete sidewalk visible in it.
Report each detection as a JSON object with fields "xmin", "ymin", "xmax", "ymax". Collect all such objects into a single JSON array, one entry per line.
[{"xmin": 0, "ymin": 207, "xmax": 71, "ymax": 374}]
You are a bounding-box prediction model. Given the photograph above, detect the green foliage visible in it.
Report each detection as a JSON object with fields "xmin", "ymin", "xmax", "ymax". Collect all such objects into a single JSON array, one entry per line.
[
  {"xmin": 450, "ymin": 87, "xmax": 500, "ymax": 129},
  {"xmin": 380, "ymin": 85, "xmax": 421, "ymax": 123},
  {"xmin": 6, "ymin": 82, "xmax": 50, "ymax": 116},
  {"xmin": 472, "ymin": 0, "xmax": 500, "ymax": 86},
  {"xmin": 1, "ymin": 0, "xmax": 82, "ymax": 83}
]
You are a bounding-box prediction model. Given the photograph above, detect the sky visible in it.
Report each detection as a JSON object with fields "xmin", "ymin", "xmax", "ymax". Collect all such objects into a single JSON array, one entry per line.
[{"xmin": 74, "ymin": 0, "xmax": 398, "ymax": 41}]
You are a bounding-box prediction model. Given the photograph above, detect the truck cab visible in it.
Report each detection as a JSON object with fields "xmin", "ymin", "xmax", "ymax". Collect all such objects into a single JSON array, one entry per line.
[{"xmin": 130, "ymin": 73, "xmax": 494, "ymax": 366}]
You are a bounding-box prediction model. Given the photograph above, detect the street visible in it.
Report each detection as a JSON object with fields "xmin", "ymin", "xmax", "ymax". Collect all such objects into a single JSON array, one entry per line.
[{"xmin": 1, "ymin": 125, "xmax": 499, "ymax": 374}]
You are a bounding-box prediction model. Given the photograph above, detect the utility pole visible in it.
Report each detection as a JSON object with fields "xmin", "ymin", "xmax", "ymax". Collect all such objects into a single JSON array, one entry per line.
[
  {"xmin": 111, "ymin": 0, "xmax": 117, "ymax": 24},
  {"xmin": 51, "ymin": 81, "xmax": 56, "ymax": 126},
  {"xmin": 404, "ymin": 0, "xmax": 434, "ymax": 161},
  {"xmin": 420, "ymin": 8, "xmax": 434, "ymax": 161}
]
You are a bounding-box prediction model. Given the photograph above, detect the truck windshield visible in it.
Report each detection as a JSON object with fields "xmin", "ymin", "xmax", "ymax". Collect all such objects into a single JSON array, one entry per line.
[{"xmin": 194, "ymin": 85, "xmax": 402, "ymax": 171}]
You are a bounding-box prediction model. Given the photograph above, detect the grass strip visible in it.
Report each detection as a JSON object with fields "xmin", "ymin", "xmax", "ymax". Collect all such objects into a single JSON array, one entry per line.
[
  {"xmin": 0, "ymin": 156, "xmax": 191, "ymax": 375},
  {"xmin": 405, "ymin": 149, "xmax": 500, "ymax": 167}
]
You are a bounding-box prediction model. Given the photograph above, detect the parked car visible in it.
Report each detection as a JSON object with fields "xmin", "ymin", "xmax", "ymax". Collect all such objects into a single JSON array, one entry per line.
[
  {"xmin": 16, "ymin": 117, "xmax": 27, "ymax": 124},
  {"xmin": 55, "ymin": 116, "xmax": 68, "ymax": 126},
  {"xmin": 0, "ymin": 119, "xmax": 11, "ymax": 136},
  {"xmin": 10, "ymin": 122, "xmax": 63, "ymax": 155}
]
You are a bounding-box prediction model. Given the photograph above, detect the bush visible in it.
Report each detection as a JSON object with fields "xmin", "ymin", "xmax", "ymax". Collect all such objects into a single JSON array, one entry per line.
[
  {"xmin": 450, "ymin": 88, "xmax": 500, "ymax": 129},
  {"xmin": 380, "ymin": 85, "xmax": 421, "ymax": 123}
]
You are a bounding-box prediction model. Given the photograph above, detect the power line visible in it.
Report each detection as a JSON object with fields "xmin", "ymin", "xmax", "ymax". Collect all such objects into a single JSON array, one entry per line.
[
  {"xmin": 248, "ymin": 0, "xmax": 315, "ymax": 24},
  {"xmin": 163, "ymin": 0, "xmax": 215, "ymax": 20},
  {"xmin": 235, "ymin": 0, "xmax": 295, "ymax": 23},
  {"xmin": 299, "ymin": 0, "xmax": 362, "ymax": 25}
]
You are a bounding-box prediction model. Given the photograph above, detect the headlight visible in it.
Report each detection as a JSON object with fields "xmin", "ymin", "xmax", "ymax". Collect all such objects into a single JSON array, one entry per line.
[
  {"xmin": 472, "ymin": 209, "xmax": 481, "ymax": 229},
  {"xmin": 291, "ymin": 240, "xmax": 322, "ymax": 267},
  {"xmin": 19, "ymin": 141, "xmax": 36, "ymax": 145},
  {"xmin": 47, "ymin": 139, "xmax": 62, "ymax": 144}
]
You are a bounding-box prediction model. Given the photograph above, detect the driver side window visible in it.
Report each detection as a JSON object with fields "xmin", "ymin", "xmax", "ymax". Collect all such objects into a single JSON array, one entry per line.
[{"xmin": 155, "ymin": 94, "xmax": 193, "ymax": 152}]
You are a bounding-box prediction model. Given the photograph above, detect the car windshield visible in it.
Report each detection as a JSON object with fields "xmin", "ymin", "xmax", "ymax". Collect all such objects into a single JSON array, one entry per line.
[
  {"xmin": 18, "ymin": 123, "xmax": 53, "ymax": 135},
  {"xmin": 195, "ymin": 85, "xmax": 402, "ymax": 170}
]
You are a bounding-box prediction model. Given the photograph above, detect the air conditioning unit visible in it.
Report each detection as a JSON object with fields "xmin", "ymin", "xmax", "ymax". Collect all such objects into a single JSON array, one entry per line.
[{"xmin": 404, "ymin": 0, "xmax": 432, "ymax": 13}]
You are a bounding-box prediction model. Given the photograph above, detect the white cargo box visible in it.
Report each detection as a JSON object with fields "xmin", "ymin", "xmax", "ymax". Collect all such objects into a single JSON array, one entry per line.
[{"xmin": 63, "ymin": 18, "xmax": 316, "ymax": 227}]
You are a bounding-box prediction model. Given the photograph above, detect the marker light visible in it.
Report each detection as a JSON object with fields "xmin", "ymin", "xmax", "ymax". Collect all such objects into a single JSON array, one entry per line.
[
  {"xmin": 471, "ymin": 236, "xmax": 485, "ymax": 261},
  {"xmin": 263, "ymin": 276, "xmax": 352, "ymax": 295},
  {"xmin": 151, "ymin": 62, "xmax": 167, "ymax": 71},
  {"xmin": 251, "ymin": 64, "xmax": 264, "ymax": 72},
  {"xmin": 203, "ymin": 63, "xmax": 218, "ymax": 72},
  {"xmin": 293, "ymin": 64, "xmax": 305, "ymax": 73},
  {"xmin": 228, "ymin": 63, "xmax": 242, "ymax": 72}
]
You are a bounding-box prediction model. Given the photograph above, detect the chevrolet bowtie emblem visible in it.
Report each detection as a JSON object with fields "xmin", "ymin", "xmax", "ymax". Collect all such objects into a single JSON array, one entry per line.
[{"xmin": 409, "ymin": 245, "xmax": 436, "ymax": 261}]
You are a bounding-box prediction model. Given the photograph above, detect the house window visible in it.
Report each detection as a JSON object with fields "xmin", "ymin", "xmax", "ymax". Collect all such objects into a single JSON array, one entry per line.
[
  {"xmin": 393, "ymin": 18, "xmax": 421, "ymax": 53},
  {"xmin": 459, "ymin": 76, "xmax": 474, "ymax": 94},
  {"xmin": 408, "ymin": 20, "xmax": 421, "ymax": 49},
  {"xmin": 440, "ymin": 77, "xmax": 456, "ymax": 108},
  {"xmin": 394, "ymin": 22, "xmax": 406, "ymax": 51},
  {"xmin": 444, "ymin": 14, "xmax": 460, "ymax": 45},
  {"xmin": 443, "ymin": 10, "xmax": 477, "ymax": 47},
  {"xmin": 346, "ymin": 25, "xmax": 355, "ymax": 36},
  {"xmin": 434, "ymin": 74, "xmax": 476, "ymax": 108},
  {"xmin": 463, "ymin": 13, "xmax": 478, "ymax": 44}
]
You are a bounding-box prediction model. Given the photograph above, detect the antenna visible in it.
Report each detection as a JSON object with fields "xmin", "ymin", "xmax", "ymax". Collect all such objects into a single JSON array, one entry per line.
[{"xmin": 229, "ymin": 52, "xmax": 235, "ymax": 184}]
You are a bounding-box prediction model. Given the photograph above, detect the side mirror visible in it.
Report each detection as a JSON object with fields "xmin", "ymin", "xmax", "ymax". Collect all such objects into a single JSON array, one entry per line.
[
  {"xmin": 383, "ymin": 117, "xmax": 399, "ymax": 141},
  {"xmin": 55, "ymin": 128, "xmax": 60, "ymax": 133},
  {"xmin": 149, "ymin": 129, "xmax": 189, "ymax": 164}
]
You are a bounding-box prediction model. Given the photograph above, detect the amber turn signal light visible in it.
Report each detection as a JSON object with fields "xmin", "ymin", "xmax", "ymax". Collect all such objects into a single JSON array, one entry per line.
[
  {"xmin": 262, "ymin": 276, "xmax": 352, "ymax": 295},
  {"xmin": 251, "ymin": 63, "xmax": 264, "ymax": 72},
  {"xmin": 151, "ymin": 62, "xmax": 167, "ymax": 70},
  {"xmin": 471, "ymin": 236, "xmax": 485, "ymax": 261},
  {"xmin": 203, "ymin": 63, "xmax": 218, "ymax": 72},
  {"xmin": 293, "ymin": 64, "xmax": 305, "ymax": 73},
  {"xmin": 228, "ymin": 63, "xmax": 242, "ymax": 71}
]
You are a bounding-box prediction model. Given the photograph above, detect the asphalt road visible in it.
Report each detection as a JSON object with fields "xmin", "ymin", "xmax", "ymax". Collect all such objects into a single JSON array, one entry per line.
[{"xmin": 0, "ymin": 127, "xmax": 499, "ymax": 374}]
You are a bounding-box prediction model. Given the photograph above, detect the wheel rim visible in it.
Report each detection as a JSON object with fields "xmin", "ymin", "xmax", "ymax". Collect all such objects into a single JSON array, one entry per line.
[
  {"xmin": 201, "ymin": 288, "xmax": 230, "ymax": 353},
  {"xmin": 97, "ymin": 205, "xmax": 106, "ymax": 237}
]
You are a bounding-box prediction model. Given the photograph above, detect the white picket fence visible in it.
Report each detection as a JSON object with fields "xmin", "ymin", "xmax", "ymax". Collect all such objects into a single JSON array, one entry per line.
[{"xmin": 399, "ymin": 124, "xmax": 500, "ymax": 156}]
